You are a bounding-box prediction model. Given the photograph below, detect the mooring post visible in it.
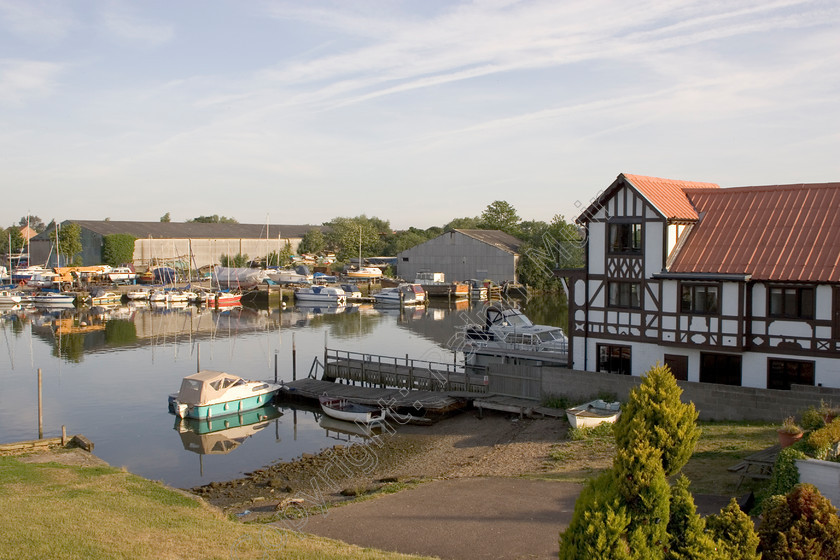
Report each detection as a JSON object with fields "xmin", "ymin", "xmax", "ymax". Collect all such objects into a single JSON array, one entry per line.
[
  {"xmin": 274, "ymin": 350, "xmax": 278, "ymax": 383},
  {"xmin": 196, "ymin": 343, "xmax": 201, "ymax": 372},
  {"xmin": 61, "ymin": 425, "xmax": 67, "ymax": 446},
  {"xmin": 37, "ymin": 368, "xmax": 43, "ymax": 439},
  {"xmin": 292, "ymin": 333, "xmax": 297, "ymax": 381}
]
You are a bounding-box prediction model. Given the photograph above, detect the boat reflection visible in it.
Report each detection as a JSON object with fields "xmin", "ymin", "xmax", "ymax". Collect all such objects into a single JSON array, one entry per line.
[
  {"xmin": 318, "ymin": 413, "xmax": 380, "ymax": 441},
  {"xmin": 174, "ymin": 404, "xmax": 284, "ymax": 455}
]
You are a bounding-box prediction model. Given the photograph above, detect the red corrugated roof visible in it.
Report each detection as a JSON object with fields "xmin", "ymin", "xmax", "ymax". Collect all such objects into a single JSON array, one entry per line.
[
  {"xmin": 623, "ymin": 173, "xmax": 719, "ymax": 222},
  {"xmin": 670, "ymin": 183, "xmax": 840, "ymax": 282}
]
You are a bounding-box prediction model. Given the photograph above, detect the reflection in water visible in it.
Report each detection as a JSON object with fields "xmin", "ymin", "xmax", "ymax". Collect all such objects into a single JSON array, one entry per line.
[
  {"xmin": 0, "ymin": 292, "xmax": 568, "ymax": 488},
  {"xmin": 175, "ymin": 404, "xmax": 284, "ymax": 477},
  {"xmin": 319, "ymin": 414, "xmax": 380, "ymax": 441}
]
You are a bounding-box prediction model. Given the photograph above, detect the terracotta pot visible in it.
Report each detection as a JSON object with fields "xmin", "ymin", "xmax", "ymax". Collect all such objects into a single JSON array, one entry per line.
[{"xmin": 778, "ymin": 430, "xmax": 804, "ymax": 448}]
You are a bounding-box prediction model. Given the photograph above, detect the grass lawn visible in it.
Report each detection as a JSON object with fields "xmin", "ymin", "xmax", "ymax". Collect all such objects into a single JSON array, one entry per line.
[
  {"xmin": 542, "ymin": 420, "xmax": 778, "ymax": 495},
  {"xmin": 0, "ymin": 452, "xmax": 437, "ymax": 560}
]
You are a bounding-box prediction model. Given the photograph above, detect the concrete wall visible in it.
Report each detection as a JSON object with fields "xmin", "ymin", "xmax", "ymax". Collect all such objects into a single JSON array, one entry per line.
[
  {"xmin": 796, "ymin": 459, "xmax": 840, "ymax": 506},
  {"xmin": 489, "ymin": 363, "xmax": 840, "ymax": 422},
  {"xmin": 396, "ymin": 231, "xmax": 518, "ymax": 284}
]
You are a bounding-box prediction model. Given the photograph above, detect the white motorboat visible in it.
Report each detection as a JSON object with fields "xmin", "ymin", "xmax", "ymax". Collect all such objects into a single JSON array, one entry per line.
[
  {"xmin": 169, "ymin": 370, "xmax": 283, "ymax": 420},
  {"xmin": 319, "ymin": 395, "xmax": 386, "ymax": 424},
  {"xmin": 459, "ymin": 304, "xmax": 568, "ymax": 367},
  {"xmin": 339, "ymin": 284, "xmax": 363, "ymax": 301},
  {"xmin": 294, "ymin": 285, "xmax": 346, "ymax": 305},
  {"xmin": 267, "ymin": 267, "xmax": 311, "ymax": 284},
  {"xmin": 126, "ymin": 289, "xmax": 151, "ymax": 300},
  {"xmin": 565, "ymin": 400, "xmax": 622, "ymax": 429},
  {"xmin": 0, "ymin": 290, "xmax": 22, "ymax": 305},
  {"xmin": 373, "ymin": 284, "xmax": 425, "ymax": 306},
  {"xmin": 31, "ymin": 292, "xmax": 76, "ymax": 306},
  {"xmin": 108, "ymin": 267, "xmax": 137, "ymax": 284},
  {"xmin": 89, "ymin": 291, "xmax": 122, "ymax": 305}
]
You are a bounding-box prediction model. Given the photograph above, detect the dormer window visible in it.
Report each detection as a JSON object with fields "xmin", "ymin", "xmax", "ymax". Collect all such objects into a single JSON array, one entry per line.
[{"xmin": 609, "ymin": 223, "xmax": 642, "ymax": 253}]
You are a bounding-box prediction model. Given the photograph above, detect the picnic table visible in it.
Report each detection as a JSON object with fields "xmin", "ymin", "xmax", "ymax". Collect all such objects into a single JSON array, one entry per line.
[{"xmin": 729, "ymin": 444, "xmax": 781, "ymax": 490}]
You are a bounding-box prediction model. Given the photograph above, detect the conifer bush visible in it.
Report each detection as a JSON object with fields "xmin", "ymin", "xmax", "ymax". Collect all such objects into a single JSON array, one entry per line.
[
  {"xmin": 705, "ymin": 498, "xmax": 760, "ymax": 560},
  {"xmin": 613, "ymin": 363, "xmax": 700, "ymax": 475},
  {"xmin": 558, "ymin": 471, "xmax": 631, "ymax": 559},
  {"xmin": 758, "ymin": 483, "xmax": 840, "ymax": 560},
  {"xmin": 666, "ymin": 476, "xmax": 718, "ymax": 560}
]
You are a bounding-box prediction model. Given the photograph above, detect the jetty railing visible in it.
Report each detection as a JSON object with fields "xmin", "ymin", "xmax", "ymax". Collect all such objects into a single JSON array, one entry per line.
[{"xmin": 323, "ymin": 348, "xmax": 488, "ymax": 394}]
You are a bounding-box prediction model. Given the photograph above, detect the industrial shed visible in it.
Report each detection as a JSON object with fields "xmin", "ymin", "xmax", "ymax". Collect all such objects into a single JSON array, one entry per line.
[
  {"xmin": 396, "ymin": 229, "xmax": 522, "ymax": 284},
  {"xmin": 29, "ymin": 220, "xmax": 324, "ymax": 269}
]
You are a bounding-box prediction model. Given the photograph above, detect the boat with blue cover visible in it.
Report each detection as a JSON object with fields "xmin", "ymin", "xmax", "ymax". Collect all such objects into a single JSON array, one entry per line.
[{"xmin": 169, "ymin": 370, "xmax": 283, "ymax": 420}]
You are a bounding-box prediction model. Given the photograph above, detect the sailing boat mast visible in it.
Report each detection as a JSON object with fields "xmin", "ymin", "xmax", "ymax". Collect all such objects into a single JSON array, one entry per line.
[{"xmin": 358, "ymin": 224, "xmax": 362, "ymax": 272}]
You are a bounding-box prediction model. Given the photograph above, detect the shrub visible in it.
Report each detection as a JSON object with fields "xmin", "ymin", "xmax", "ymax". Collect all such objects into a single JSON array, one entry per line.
[
  {"xmin": 613, "ymin": 364, "xmax": 700, "ymax": 475},
  {"xmin": 558, "ymin": 471, "xmax": 631, "ymax": 560},
  {"xmin": 705, "ymin": 498, "xmax": 760, "ymax": 560},
  {"xmin": 666, "ymin": 475, "xmax": 718, "ymax": 560},
  {"xmin": 808, "ymin": 418, "xmax": 840, "ymax": 459},
  {"xmin": 760, "ymin": 446, "xmax": 807, "ymax": 506},
  {"xmin": 758, "ymin": 483, "xmax": 840, "ymax": 560},
  {"xmin": 800, "ymin": 406, "xmax": 825, "ymax": 431}
]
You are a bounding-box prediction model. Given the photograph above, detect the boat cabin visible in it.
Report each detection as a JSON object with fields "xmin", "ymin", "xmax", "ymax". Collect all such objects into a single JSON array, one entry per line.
[{"xmin": 177, "ymin": 371, "xmax": 247, "ymax": 406}]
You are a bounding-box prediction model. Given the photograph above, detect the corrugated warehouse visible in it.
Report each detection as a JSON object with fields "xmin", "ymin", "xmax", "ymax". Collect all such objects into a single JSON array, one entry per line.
[{"xmin": 396, "ymin": 229, "xmax": 521, "ymax": 284}]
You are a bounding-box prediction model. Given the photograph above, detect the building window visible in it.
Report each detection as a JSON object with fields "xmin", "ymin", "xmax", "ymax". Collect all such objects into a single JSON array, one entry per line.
[
  {"xmin": 769, "ymin": 286, "xmax": 814, "ymax": 319},
  {"xmin": 680, "ymin": 284, "xmax": 719, "ymax": 314},
  {"xmin": 700, "ymin": 353, "xmax": 742, "ymax": 386},
  {"xmin": 767, "ymin": 359, "xmax": 815, "ymax": 391},
  {"xmin": 402, "ymin": 257, "xmax": 409, "ymax": 262},
  {"xmin": 598, "ymin": 344, "xmax": 631, "ymax": 375},
  {"xmin": 608, "ymin": 223, "xmax": 642, "ymax": 253},
  {"xmin": 608, "ymin": 282, "xmax": 641, "ymax": 308},
  {"xmin": 664, "ymin": 354, "xmax": 689, "ymax": 381}
]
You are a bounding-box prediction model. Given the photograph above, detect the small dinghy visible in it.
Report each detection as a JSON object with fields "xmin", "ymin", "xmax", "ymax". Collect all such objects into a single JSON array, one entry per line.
[
  {"xmin": 319, "ymin": 394, "xmax": 386, "ymax": 425},
  {"xmin": 565, "ymin": 399, "xmax": 622, "ymax": 429}
]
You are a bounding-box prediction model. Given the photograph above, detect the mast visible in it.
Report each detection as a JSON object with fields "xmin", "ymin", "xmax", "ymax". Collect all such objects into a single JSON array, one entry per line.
[{"xmin": 358, "ymin": 224, "xmax": 362, "ymax": 271}]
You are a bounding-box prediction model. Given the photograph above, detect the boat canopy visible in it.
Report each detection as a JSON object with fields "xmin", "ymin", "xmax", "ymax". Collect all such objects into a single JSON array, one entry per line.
[{"xmin": 177, "ymin": 370, "xmax": 246, "ymax": 405}]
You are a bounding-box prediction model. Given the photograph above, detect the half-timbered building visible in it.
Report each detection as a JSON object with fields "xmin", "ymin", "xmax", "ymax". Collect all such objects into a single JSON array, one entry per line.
[{"xmin": 568, "ymin": 173, "xmax": 840, "ymax": 389}]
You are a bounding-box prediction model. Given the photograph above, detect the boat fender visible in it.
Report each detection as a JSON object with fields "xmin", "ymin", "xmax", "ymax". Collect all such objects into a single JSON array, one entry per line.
[{"xmin": 18, "ymin": 280, "xmax": 25, "ymax": 287}]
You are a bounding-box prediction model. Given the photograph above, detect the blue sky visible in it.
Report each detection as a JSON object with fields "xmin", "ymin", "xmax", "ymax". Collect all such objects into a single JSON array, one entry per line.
[{"xmin": 2, "ymin": 0, "xmax": 838, "ymax": 230}]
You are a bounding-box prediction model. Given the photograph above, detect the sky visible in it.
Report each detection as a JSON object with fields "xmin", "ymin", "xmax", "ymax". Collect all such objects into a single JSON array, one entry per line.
[{"xmin": 1, "ymin": 0, "xmax": 839, "ymax": 231}]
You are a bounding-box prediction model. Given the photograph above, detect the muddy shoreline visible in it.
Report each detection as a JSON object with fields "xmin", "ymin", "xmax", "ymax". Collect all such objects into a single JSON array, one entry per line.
[{"xmin": 189, "ymin": 410, "xmax": 569, "ymax": 519}]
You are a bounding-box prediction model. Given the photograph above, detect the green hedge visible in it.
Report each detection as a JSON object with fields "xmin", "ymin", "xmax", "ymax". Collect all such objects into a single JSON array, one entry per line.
[{"xmin": 102, "ymin": 234, "xmax": 137, "ymax": 267}]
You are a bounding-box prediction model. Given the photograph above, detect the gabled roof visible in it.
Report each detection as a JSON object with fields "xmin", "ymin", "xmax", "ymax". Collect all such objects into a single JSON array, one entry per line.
[
  {"xmin": 670, "ymin": 183, "xmax": 840, "ymax": 282},
  {"xmin": 578, "ymin": 173, "xmax": 719, "ymax": 223},
  {"xmin": 31, "ymin": 220, "xmax": 325, "ymax": 241},
  {"xmin": 454, "ymin": 229, "xmax": 522, "ymax": 254},
  {"xmin": 624, "ymin": 174, "xmax": 719, "ymax": 222}
]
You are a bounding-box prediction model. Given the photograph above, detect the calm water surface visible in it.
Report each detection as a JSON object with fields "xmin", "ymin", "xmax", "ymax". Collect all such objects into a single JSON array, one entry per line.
[{"xmin": 0, "ymin": 293, "xmax": 566, "ymax": 488}]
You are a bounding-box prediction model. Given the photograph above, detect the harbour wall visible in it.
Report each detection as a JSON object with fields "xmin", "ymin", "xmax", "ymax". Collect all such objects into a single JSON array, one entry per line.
[{"xmin": 491, "ymin": 364, "xmax": 840, "ymax": 422}]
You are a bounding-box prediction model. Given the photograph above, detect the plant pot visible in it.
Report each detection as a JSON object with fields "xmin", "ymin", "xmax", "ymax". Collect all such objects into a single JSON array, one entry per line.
[{"xmin": 778, "ymin": 429, "xmax": 804, "ymax": 448}]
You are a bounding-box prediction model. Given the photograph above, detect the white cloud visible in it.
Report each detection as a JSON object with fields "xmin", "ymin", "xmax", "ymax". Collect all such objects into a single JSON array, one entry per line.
[
  {"xmin": 100, "ymin": 4, "xmax": 174, "ymax": 47},
  {"xmin": 0, "ymin": 0, "xmax": 76, "ymax": 42},
  {"xmin": 0, "ymin": 59, "xmax": 63, "ymax": 105}
]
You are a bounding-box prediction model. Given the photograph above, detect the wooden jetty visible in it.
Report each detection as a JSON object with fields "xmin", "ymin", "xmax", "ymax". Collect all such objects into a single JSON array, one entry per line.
[
  {"xmin": 322, "ymin": 348, "xmax": 489, "ymax": 394},
  {"xmin": 281, "ymin": 378, "xmax": 473, "ymax": 416}
]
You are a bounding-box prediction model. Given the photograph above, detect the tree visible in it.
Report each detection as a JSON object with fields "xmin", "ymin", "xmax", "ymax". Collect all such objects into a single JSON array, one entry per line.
[
  {"xmin": 1, "ymin": 226, "xmax": 25, "ymax": 255},
  {"xmin": 478, "ymin": 200, "xmax": 521, "ymax": 236},
  {"xmin": 220, "ymin": 253, "xmax": 249, "ymax": 268},
  {"xmin": 443, "ymin": 216, "xmax": 480, "ymax": 232},
  {"xmin": 19, "ymin": 215, "xmax": 46, "ymax": 233},
  {"xmin": 517, "ymin": 215, "xmax": 584, "ymax": 290},
  {"xmin": 298, "ymin": 228, "xmax": 326, "ymax": 255},
  {"xmin": 101, "ymin": 234, "xmax": 137, "ymax": 267},
  {"xmin": 613, "ymin": 363, "xmax": 700, "ymax": 476},
  {"xmin": 323, "ymin": 215, "xmax": 389, "ymax": 262},
  {"xmin": 160, "ymin": 212, "xmax": 171, "ymax": 223},
  {"xmin": 188, "ymin": 215, "xmax": 238, "ymax": 224},
  {"xmin": 50, "ymin": 222, "xmax": 83, "ymax": 266},
  {"xmin": 758, "ymin": 484, "xmax": 840, "ymax": 560}
]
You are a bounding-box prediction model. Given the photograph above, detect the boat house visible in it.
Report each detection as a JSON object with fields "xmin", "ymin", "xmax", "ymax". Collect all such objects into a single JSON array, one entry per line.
[
  {"xmin": 564, "ymin": 173, "xmax": 840, "ymax": 390},
  {"xmin": 29, "ymin": 220, "xmax": 324, "ymax": 269},
  {"xmin": 396, "ymin": 229, "xmax": 522, "ymax": 285}
]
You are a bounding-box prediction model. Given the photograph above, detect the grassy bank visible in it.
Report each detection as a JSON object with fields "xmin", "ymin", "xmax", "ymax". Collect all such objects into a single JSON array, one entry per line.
[
  {"xmin": 543, "ymin": 420, "xmax": 777, "ymax": 494},
  {"xmin": 0, "ymin": 452, "xmax": 436, "ymax": 560}
]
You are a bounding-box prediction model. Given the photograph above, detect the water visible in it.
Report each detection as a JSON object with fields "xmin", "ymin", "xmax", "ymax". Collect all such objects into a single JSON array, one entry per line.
[{"xmin": 0, "ymin": 293, "xmax": 566, "ymax": 488}]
